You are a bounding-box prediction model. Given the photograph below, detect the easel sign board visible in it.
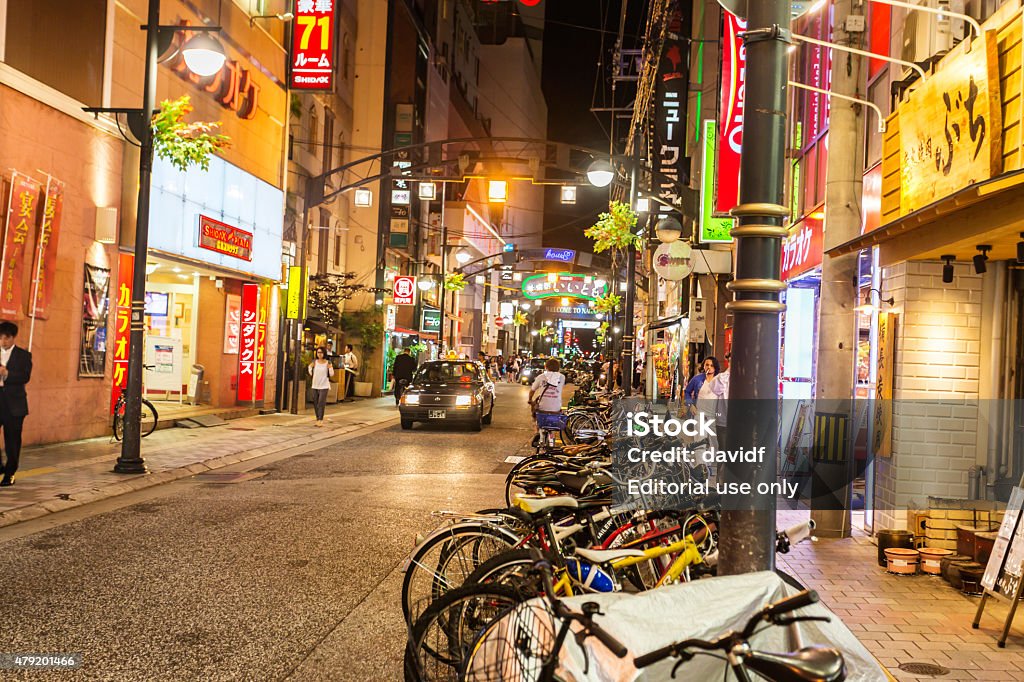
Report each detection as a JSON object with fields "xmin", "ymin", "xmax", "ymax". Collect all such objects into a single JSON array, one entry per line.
[{"xmin": 975, "ymin": 486, "xmax": 1024, "ymax": 646}]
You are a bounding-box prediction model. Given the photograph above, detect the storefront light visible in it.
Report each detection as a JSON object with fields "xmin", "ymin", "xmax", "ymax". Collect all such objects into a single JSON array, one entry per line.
[
  {"xmin": 561, "ymin": 297, "xmax": 570, "ymax": 306},
  {"xmin": 547, "ymin": 272, "xmax": 558, "ymax": 283},
  {"xmin": 488, "ymin": 180, "xmax": 508, "ymax": 203},
  {"xmin": 455, "ymin": 249, "xmax": 472, "ymax": 265},
  {"xmin": 353, "ymin": 188, "xmax": 373, "ymax": 207},
  {"xmin": 560, "ymin": 186, "xmax": 577, "ymax": 205}
]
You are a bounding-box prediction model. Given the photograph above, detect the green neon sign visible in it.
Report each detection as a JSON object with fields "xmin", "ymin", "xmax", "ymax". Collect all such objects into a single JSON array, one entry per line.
[
  {"xmin": 700, "ymin": 119, "xmax": 734, "ymax": 243},
  {"xmin": 521, "ymin": 272, "xmax": 608, "ymax": 301}
]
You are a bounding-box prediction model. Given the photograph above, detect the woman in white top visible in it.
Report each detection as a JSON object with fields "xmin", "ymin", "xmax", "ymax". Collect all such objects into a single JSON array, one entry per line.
[
  {"xmin": 308, "ymin": 346, "xmax": 335, "ymax": 426},
  {"xmin": 694, "ymin": 356, "xmax": 721, "ymax": 451}
]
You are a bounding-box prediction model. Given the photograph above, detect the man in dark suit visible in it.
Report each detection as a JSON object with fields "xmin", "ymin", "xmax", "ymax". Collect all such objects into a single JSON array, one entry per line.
[
  {"xmin": 391, "ymin": 347, "xmax": 418, "ymax": 405},
  {"xmin": 0, "ymin": 321, "xmax": 31, "ymax": 486}
]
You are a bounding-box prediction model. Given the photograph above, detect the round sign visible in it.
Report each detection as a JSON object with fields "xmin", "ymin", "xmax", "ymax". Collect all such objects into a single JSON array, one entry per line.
[
  {"xmin": 495, "ymin": 317, "xmax": 505, "ymax": 328},
  {"xmin": 652, "ymin": 241, "xmax": 693, "ymax": 281}
]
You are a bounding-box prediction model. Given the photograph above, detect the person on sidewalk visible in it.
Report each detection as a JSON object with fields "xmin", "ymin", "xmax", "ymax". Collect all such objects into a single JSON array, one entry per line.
[
  {"xmin": 0, "ymin": 321, "xmax": 31, "ymax": 486},
  {"xmin": 391, "ymin": 347, "xmax": 418, "ymax": 406},
  {"xmin": 307, "ymin": 346, "xmax": 334, "ymax": 427},
  {"xmin": 708, "ymin": 352, "xmax": 731, "ymax": 449},
  {"xmin": 342, "ymin": 344, "xmax": 359, "ymax": 400}
]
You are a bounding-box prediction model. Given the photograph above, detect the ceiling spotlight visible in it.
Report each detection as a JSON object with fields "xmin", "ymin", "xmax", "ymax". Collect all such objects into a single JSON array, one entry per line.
[
  {"xmin": 586, "ymin": 159, "xmax": 615, "ymax": 188},
  {"xmin": 942, "ymin": 255, "xmax": 956, "ymax": 284},
  {"xmin": 974, "ymin": 244, "xmax": 991, "ymax": 274}
]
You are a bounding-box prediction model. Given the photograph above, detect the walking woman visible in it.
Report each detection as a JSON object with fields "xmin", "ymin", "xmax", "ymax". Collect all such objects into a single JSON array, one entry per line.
[{"xmin": 308, "ymin": 346, "xmax": 334, "ymax": 426}]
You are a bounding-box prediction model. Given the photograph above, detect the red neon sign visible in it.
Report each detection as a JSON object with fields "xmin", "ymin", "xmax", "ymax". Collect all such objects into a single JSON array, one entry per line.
[
  {"xmin": 237, "ymin": 283, "xmax": 266, "ymax": 402},
  {"xmin": 780, "ymin": 212, "xmax": 824, "ymax": 281},
  {"xmin": 290, "ymin": 0, "xmax": 336, "ymax": 91},
  {"xmin": 111, "ymin": 254, "xmax": 134, "ymax": 413},
  {"xmin": 716, "ymin": 11, "xmax": 746, "ymax": 215},
  {"xmin": 198, "ymin": 215, "xmax": 253, "ymax": 261}
]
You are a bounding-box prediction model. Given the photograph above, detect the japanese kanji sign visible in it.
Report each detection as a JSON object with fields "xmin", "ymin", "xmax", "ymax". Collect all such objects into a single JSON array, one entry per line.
[
  {"xmin": 0, "ymin": 172, "xmax": 40, "ymax": 319},
  {"xmin": 780, "ymin": 211, "xmax": 824, "ymax": 281},
  {"xmin": 111, "ymin": 253, "xmax": 134, "ymax": 413},
  {"xmin": 653, "ymin": 1, "xmax": 689, "ymax": 206},
  {"xmin": 290, "ymin": 0, "xmax": 335, "ymax": 91},
  {"xmin": 899, "ymin": 31, "xmax": 1001, "ymax": 215},
  {"xmin": 236, "ymin": 283, "xmax": 266, "ymax": 402},
  {"xmin": 28, "ymin": 176, "xmax": 65, "ymax": 319}
]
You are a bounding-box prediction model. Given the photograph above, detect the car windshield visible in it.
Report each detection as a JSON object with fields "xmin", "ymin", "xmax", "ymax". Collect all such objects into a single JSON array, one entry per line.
[{"xmin": 414, "ymin": 362, "xmax": 480, "ymax": 383}]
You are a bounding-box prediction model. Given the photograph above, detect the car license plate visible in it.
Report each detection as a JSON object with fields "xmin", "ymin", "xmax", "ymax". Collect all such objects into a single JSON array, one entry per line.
[{"xmin": 429, "ymin": 410, "xmax": 446, "ymax": 419}]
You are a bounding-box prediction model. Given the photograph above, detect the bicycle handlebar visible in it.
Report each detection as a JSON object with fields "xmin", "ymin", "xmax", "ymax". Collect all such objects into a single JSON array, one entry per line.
[{"xmin": 633, "ymin": 589, "xmax": 820, "ymax": 669}]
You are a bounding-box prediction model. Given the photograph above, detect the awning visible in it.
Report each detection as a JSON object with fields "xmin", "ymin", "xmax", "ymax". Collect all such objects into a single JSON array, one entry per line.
[
  {"xmin": 827, "ymin": 167, "xmax": 1024, "ymax": 266},
  {"xmin": 649, "ymin": 314, "xmax": 686, "ymax": 332},
  {"xmin": 392, "ymin": 326, "xmax": 419, "ymax": 335}
]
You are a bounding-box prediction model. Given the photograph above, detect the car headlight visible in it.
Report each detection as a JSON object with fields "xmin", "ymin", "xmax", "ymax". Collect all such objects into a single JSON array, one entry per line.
[
  {"xmin": 456, "ymin": 395, "xmax": 473, "ymax": 406},
  {"xmin": 403, "ymin": 394, "xmax": 419, "ymax": 405}
]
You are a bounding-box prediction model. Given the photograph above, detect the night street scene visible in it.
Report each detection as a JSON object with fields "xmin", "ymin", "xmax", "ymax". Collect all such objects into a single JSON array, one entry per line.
[{"xmin": 5, "ymin": 0, "xmax": 1024, "ymax": 680}]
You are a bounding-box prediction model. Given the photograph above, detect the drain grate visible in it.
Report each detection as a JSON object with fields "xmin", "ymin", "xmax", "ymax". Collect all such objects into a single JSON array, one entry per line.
[{"xmin": 898, "ymin": 662, "xmax": 950, "ymax": 677}]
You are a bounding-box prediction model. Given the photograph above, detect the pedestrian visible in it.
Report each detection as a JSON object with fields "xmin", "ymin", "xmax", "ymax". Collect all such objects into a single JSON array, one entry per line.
[
  {"xmin": 0, "ymin": 322, "xmax": 31, "ymax": 486},
  {"xmin": 391, "ymin": 347, "xmax": 418, "ymax": 405},
  {"xmin": 307, "ymin": 346, "xmax": 334, "ymax": 427},
  {"xmin": 694, "ymin": 356, "xmax": 721, "ymax": 450},
  {"xmin": 708, "ymin": 352, "xmax": 731, "ymax": 447},
  {"xmin": 342, "ymin": 343, "xmax": 359, "ymax": 400},
  {"xmin": 684, "ymin": 357, "xmax": 714, "ymax": 415}
]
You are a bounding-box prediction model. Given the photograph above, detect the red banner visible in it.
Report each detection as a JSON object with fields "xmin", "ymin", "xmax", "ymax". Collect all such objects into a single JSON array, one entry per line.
[
  {"xmin": 0, "ymin": 173, "xmax": 40, "ymax": 319},
  {"xmin": 198, "ymin": 215, "xmax": 253, "ymax": 261},
  {"xmin": 237, "ymin": 283, "xmax": 265, "ymax": 402},
  {"xmin": 290, "ymin": 0, "xmax": 335, "ymax": 91},
  {"xmin": 256, "ymin": 284, "xmax": 268, "ymax": 402},
  {"xmin": 28, "ymin": 177, "xmax": 65, "ymax": 319},
  {"xmin": 780, "ymin": 212, "xmax": 824, "ymax": 281},
  {"xmin": 716, "ymin": 11, "xmax": 746, "ymax": 215},
  {"xmin": 111, "ymin": 253, "xmax": 134, "ymax": 413}
]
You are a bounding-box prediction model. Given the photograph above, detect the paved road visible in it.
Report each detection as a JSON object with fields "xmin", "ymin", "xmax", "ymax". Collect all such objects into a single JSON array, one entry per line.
[{"xmin": 0, "ymin": 383, "xmax": 534, "ymax": 681}]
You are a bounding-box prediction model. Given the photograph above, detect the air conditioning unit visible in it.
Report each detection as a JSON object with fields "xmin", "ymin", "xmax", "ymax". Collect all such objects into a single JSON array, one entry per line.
[{"xmin": 901, "ymin": 0, "xmax": 967, "ymax": 65}]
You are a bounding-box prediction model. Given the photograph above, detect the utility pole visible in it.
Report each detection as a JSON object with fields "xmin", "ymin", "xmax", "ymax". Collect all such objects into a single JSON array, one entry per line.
[
  {"xmin": 621, "ymin": 142, "xmax": 640, "ymax": 396},
  {"xmin": 289, "ymin": 200, "xmax": 310, "ymax": 414},
  {"xmin": 812, "ymin": 0, "xmax": 864, "ymax": 538},
  {"xmin": 718, "ymin": 0, "xmax": 791, "ymax": 575}
]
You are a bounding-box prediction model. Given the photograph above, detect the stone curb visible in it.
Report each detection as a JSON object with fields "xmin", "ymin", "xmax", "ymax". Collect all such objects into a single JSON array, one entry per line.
[{"xmin": 0, "ymin": 415, "xmax": 397, "ymax": 529}]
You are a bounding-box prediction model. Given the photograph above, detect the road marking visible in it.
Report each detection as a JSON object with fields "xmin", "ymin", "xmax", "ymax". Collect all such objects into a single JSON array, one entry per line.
[
  {"xmin": 15, "ymin": 466, "xmax": 58, "ymax": 479},
  {"xmin": 504, "ymin": 456, "xmax": 525, "ymax": 464}
]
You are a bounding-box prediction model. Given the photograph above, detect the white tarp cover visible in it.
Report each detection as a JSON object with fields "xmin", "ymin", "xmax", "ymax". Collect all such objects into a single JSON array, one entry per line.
[{"xmin": 550, "ymin": 571, "xmax": 887, "ymax": 681}]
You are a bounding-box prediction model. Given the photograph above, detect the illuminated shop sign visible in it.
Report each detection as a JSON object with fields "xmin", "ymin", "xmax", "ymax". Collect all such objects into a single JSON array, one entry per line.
[
  {"xmin": 521, "ymin": 273, "xmax": 608, "ymax": 301},
  {"xmin": 717, "ymin": 10, "xmax": 746, "ymax": 215},
  {"xmin": 198, "ymin": 215, "xmax": 253, "ymax": 261},
  {"xmin": 290, "ymin": 0, "xmax": 336, "ymax": 91}
]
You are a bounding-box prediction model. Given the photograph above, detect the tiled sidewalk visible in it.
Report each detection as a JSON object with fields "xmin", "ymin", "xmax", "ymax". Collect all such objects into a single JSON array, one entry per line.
[
  {"xmin": 778, "ymin": 512, "xmax": 1024, "ymax": 681},
  {"xmin": 0, "ymin": 397, "xmax": 399, "ymax": 527}
]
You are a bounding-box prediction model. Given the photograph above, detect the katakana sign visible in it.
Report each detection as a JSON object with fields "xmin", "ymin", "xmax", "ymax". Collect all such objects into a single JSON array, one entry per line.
[
  {"xmin": 237, "ymin": 283, "xmax": 266, "ymax": 402},
  {"xmin": 780, "ymin": 211, "xmax": 823, "ymax": 281},
  {"xmin": 111, "ymin": 254, "xmax": 134, "ymax": 413}
]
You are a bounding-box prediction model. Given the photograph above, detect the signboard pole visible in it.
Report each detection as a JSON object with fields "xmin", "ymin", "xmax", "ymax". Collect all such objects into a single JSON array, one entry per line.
[{"xmin": 289, "ymin": 204, "xmax": 310, "ymax": 414}]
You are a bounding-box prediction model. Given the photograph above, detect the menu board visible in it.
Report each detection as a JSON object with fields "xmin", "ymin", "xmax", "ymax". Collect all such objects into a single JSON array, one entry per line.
[{"xmin": 982, "ymin": 487, "xmax": 1024, "ymax": 594}]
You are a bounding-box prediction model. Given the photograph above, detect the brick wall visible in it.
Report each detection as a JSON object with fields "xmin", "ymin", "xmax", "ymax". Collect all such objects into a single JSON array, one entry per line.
[{"xmin": 874, "ymin": 260, "xmax": 984, "ymax": 531}]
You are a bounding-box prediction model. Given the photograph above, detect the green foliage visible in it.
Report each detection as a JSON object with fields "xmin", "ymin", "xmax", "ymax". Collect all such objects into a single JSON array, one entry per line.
[
  {"xmin": 409, "ymin": 342, "xmax": 428, "ymax": 357},
  {"xmin": 385, "ymin": 346, "xmax": 398, "ymax": 379},
  {"xmin": 594, "ymin": 293, "xmax": 621, "ymax": 315},
  {"xmin": 539, "ymin": 325, "xmax": 553, "ymax": 338},
  {"xmin": 513, "ymin": 310, "xmax": 528, "ymax": 327},
  {"xmin": 596, "ymin": 321, "xmax": 610, "ymax": 346},
  {"xmin": 340, "ymin": 309, "xmax": 383, "ymax": 354},
  {"xmin": 444, "ymin": 272, "xmax": 467, "ymax": 292},
  {"xmin": 290, "ymin": 93, "xmax": 303, "ymax": 120},
  {"xmin": 308, "ymin": 272, "xmax": 375, "ymax": 329},
  {"xmin": 584, "ymin": 201, "xmax": 640, "ymax": 253},
  {"xmin": 152, "ymin": 95, "xmax": 230, "ymax": 172}
]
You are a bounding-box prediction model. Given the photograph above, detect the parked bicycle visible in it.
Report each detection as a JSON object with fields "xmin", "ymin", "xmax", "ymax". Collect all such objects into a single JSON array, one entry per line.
[{"xmin": 112, "ymin": 364, "xmax": 159, "ymax": 441}]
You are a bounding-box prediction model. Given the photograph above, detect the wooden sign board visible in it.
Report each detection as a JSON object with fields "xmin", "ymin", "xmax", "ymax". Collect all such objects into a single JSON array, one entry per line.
[
  {"xmin": 899, "ymin": 30, "xmax": 1003, "ymax": 215},
  {"xmin": 975, "ymin": 485, "xmax": 1024, "ymax": 647},
  {"xmin": 872, "ymin": 312, "xmax": 897, "ymax": 458}
]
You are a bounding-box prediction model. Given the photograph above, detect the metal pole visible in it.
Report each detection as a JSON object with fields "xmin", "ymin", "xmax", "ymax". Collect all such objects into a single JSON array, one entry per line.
[
  {"xmin": 717, "ymin": 0, "xmax": 791, "ymax": 574},
  {"xmin": 621, "ymin": 143, "xmax": 640, "ymax": 396},
  {"xmin": 114, "ymin": 0, "xmax": 160, "ymax": 474},
  {"xmin": 289, "ymin": 202, "xmax": 310, "ymax": 414}
]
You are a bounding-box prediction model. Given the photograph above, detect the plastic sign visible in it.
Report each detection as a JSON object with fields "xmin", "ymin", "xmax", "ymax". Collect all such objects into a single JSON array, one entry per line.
[
  {"xmin": 237, "ymin": 283, "xmax": 267, "ymax": 402},
  {"xmin": 285, "ymin": 266, "xmax": 305, "ymax": 319},
  {"xmin": 717, "ymin": 10, "xmax": 746, "ymax": 215},
  {"xmin": 780, "ymin": 212, "xmax": 824, "ymax": 281},
  {"xmin": 290, "ymin": 0, "xmax": 335, "ymax": 91},
  {"xmin": 111, "ymin": 254, "xmax": 134, "ymax": 413},
  {"xmin": 420, "ymin": 308, "xmax": 441, "ymax": 333},
  {"xmin": 393, "ymin": 276, "xmax": 416, "ymax": 305},
  {"xmin": 1, "ymin": 172, "xmax": 39, "ymax": 319},
  {"xmin": 543, "ymin": 248, "xmax": 576, "ymax": 264},
  {"xmin": 652, "ymin": 241, "xmax": 694, "ymax": 281},
  {"xmin": 700, "ymin": 120, "xmax": 734, "ymax": 243},
  {"xmin": 521, "ymin": 273, "xmax": 607, "ymax": 301},
  {"xmin": 198, "ymin": 215, "xmax": 253, "ymax": 261}
]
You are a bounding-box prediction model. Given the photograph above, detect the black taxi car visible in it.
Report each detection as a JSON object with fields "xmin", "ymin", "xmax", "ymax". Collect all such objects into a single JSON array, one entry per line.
[{"xmin": 399, "ymin": 360, "xmax": 495, "ymax": 431}]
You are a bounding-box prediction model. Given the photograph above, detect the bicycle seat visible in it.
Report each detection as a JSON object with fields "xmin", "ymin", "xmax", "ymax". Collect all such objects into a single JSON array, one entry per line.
[
  {"xmin": 744, "ymin": 646, "xmax": 845, "ymax": 682},
  {"xmin": 513, "ymin": 494, "xmax": 579, "ymax": 514},
  {"xmin": 574, "ymin": 547, "xmax": 647, "ymax": 563}
]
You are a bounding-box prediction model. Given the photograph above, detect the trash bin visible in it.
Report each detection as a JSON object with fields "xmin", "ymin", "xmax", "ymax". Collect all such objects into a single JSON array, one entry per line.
[{"xmin": 188, "ymin": 364, "xmax": 204, "ymax": 404}]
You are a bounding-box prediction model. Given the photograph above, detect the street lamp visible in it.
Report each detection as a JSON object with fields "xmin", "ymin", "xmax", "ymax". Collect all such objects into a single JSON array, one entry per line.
[
  {"xmin": 181, "ymin": 33, "xmax": 227, "ymax": 76},
  {"xmin": 417, "ymin": 278, "xmax": 435, "ymax": 291},
  {"xmin": 87, "ymin": 0, "xmax": 226, "ymax": 475},
  {"xmin": 455, "ymin": 249, "xmax": 472, "ymax": 265},
  {"xmin": 586, "ymin": 159, "xmax": 615, "ymax": 188}
]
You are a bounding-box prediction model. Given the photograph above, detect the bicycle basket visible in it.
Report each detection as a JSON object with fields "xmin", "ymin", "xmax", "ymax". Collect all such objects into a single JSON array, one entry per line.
[{"xmin": 536, "ymin": 412, "xmax": 566, "ymax": 430}]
